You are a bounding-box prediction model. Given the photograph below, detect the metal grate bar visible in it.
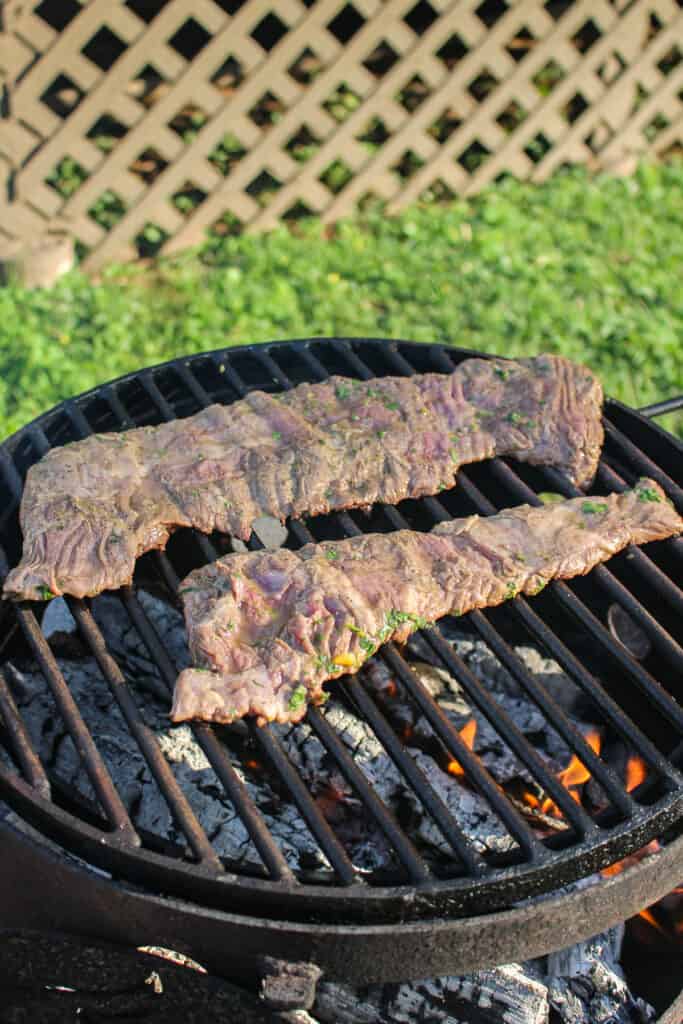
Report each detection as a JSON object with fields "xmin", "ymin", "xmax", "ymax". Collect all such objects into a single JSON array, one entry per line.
[
  {"xmin": 14, "ymin": 606, "xmax": 138, "ymax": 839},
  {"xmin": 487, "ymin": 458, "xmax": 683, "ymax": 676},
  {"xmin": 312, "ymin": 500, "xmax": 541, "ymax": 855},
  {"xmin": 452, "ymin": 470, "xmax": 681, "ymax": 776},
  {"xmin": 258, "ymin": 349, "xmax": 297, "ymax": 391},
  {"xmin": 454, "ymin": 465, "xmax": 683, "ymax": 736},
  {"xmin": 0, "ymin": 450, "xmax": 23, "ymax": 530},
  {"xmin": 639, "ymin": 396, "xmax": 683, "ymax": 418},
  {"xmin": 468, "ymin": 612, "xmax": 634, "ymax": 816},
  {"xmin": 378, "ymin": 488, "xmax": 641, "ymax": 813},
  {"xmin": 102, "ymin": 385, "xmax": 135, "ymax": 429},
  {"xmin": 250, "ymin": 723, "xmax": 358, "ymax": 884},
  {"xmin": 572, "ymin": 462, "xmax": 683, "ymax": 616},
  {"xmin": 426, "ymin": 346, "xmax": 683, "ymax": 610},
  {"xmin": 243, "ymin": 520, "xmax": 431, "ymax": 882},
  {"xmin": 93, "ymin": 385, "xmax": 302, "ymax": 882},
  {"xmin": 266, "ymin": 346, "xmax": 546, "ymax": 861},
  {"xmin": 328, "ymin": 346, "xmax": 605, "ymax": 829},
  {"xmin": 320, "ymin": 342, "xmax": 682, "ymax": 827},
  {"xmin": 341, "ymin": 677, "xmax": 485, "ymax": 875},
  {"xmin": 286, "ymin": 518, "xmax": 484, "ymax": 873},
  {"xmin": 294, "ymin": 346, "xmax": 548, "ymax": 857},
  {"xmin": 306, "ymin": 703, "xmax": 432, "ymax": 883},
  {"xmin": 0, "ymin": 666, "xmax": 51, "ymax": 800},
  {"xmin": 121, "ymin": 586, "xmax": 298, "ymax": 883},
  {"xmin": 66, "ymin": 599, "xmax": 223, "ymax": 870},
  {"xmin": 381, "ymin": 644, "xmax": 543, "ymax": 858},
  {"xmin": 172, "ymin": 363, "xmax": 213, "ymax": 409},
  {"xmin": 603, "ymin": 418, "xmax": 683, "ymax": 510},
  {"xmin": 126, "ymin": 364, "xmax": 361, "ymax": 884},
  {"xmin": 193, "ymin": 355, "xmax": 435, "ymax": 881},
  {"xmin": 421, "ymin": 631, "xmax": 598, "ymax": 835},
  {"xmin": 137, "ymin": 372, "xmax": 176, "ymax": 422}
]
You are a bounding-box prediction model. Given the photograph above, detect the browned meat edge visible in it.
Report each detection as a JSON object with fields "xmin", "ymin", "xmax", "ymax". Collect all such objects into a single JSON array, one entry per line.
[
  {"xmin": 171, "ymin": 479, "xmax": 681, "ymax": 726},
  {"xmin": 4, "ymin": 354, "xmax": 603, "ymax": 601}
]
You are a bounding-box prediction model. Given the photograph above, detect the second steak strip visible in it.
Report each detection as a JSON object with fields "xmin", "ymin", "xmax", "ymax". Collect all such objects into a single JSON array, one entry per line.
[
  {"xmin": 5, "ymin": 354, "xmax": 602, "ymax": 601},
  {"xmin": 171, "ymin": 479, "xmax": 682, "ymax": 726}
]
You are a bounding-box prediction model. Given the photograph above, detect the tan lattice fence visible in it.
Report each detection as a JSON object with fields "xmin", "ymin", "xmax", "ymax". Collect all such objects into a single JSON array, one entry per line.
[{"xmin": 2, "ymin": 0, "xmax": 682, "ymax": 270}]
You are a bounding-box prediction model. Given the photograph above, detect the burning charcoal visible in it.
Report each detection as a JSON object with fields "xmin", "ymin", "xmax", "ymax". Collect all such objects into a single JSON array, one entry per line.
[
  {"xmin": 410, "ymin": 751, "xmax": 519, "ymax": 857},
  {"xmin": 546, "ymin": 925, "xmax": 656, "ymax": 1023}
]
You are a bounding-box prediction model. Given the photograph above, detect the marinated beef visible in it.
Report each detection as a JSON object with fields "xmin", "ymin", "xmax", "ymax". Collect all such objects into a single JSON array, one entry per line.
[
  {"xmin": 4, "ymin": 355, "xmax": 603, "ymax": 602},
  {"xmin": 171, "ymin": 479, "xmax": 681, "ymax": 726}
]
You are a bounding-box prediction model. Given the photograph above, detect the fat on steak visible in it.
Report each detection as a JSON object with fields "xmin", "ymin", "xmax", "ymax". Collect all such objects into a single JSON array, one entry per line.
[
  {"xmin": 4, "ymin": 355, "xmax": 603, "ymax": 601},
  {"xmin": 171, "ymin": 479, "xmax": 682, "ymax": 726}
]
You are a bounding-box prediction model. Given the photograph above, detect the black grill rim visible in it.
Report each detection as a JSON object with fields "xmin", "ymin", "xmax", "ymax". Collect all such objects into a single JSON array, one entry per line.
[{"xmin": 0, "ymin": 336, "xmax": 682, "ymax": 929}]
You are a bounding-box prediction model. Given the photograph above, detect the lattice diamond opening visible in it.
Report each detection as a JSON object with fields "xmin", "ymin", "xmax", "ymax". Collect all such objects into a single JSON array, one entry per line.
[
  {"xmin": 82, "ymin": 27, "xmax": 127, "ymax": 71},
  {"xmin": 251, "ymin": 12, "xmax": 289, "ymax": 52},
  {"xmin": 40, "ymin": 74, "xmax": 84, "ymax": 118},
  {"xmin": 4, "ymin": 0, "xmax": 682, "ymax": 269},
  {"xmin": 169, "ymin": 18, "xmax": 212, "ymax": 61},
  {"xmin": 327, "ymin": 3, "xmax": 365, "ymax": 44},
  {"xmin": 208, "ymin": 134, "xmax": 247, "ymax": 176}
]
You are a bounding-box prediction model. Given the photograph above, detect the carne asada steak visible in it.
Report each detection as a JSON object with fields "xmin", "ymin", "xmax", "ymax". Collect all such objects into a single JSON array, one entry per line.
[
  {"xmin": 4, "ymin": 355, "xmax": 603, "ymax": 602},
  {"xmin": 171, "ymin": 479, "xmax": 681, "ymax": 726}
]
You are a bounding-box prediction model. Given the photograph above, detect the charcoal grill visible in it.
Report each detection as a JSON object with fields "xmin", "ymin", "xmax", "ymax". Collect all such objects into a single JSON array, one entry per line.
[{"xmin": 0, "ymin": 337, "xmax": 682, "ymax": 985}]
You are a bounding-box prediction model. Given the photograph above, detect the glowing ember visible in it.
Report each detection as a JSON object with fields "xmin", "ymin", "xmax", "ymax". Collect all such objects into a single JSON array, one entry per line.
[
  {"xmin": 625, "ymin": 754, "xmax": 648, "ymax": 792},
  {"xmin": 601, "ymin": 839, "xmax": 660, "ymax": 878},
  {"xmin": 540, "ymin": 729, "xmax": 602, "ymax": 818},
  {"xmin": 447, "ymin": 719, "xmax": 477, "ymax": 778},
  {"xmin": 245, "ymin": 759, "xmax": 261, "ymax": 771}
]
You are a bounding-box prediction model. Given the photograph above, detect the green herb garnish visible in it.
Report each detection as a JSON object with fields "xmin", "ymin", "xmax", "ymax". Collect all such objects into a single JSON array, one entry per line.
[
  {"xmin": 272, "ymin": 431, "xmax": 282, "ymax": 440},
  {"xmin": 288, "ymin": 685, "xmax": 307, "ymax": 711},
  {"xmin": 504, "ymin": 582, "xmax": 518, "ymax": 600},
  {"xmin": 581, "ymin": 501, "xmax": 609, "ymax": 515},
  {"xmin": 377, "ymin": 429, "xmax": 387, "ymax": 439},
  {"xmin": 494, "ymin": 366, "xmax": 510, "ymax": 380},
  {"xmin": 38, "ymin": 586, "xmax": 55, "ymax": 602},
  {"xmin": 325, "ymin": 548, "xmax": 339, "ymax": 560},
  {"xmin": 335, "ymin": 384, "xmax": 352, "ymax": 400},
  {"xmin": 538, "ymin": 492, "xmax": 564, "ymax": 505},
  {"xmin": 637, "ymin": 487, "xmax": 662, "ymax": 503}
]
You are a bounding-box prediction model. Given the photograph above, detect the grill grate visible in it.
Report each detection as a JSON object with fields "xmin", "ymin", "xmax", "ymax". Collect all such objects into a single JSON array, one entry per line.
[{"xmin": 0, "ymin": 338, "xmax": 682, "ymax": 926}]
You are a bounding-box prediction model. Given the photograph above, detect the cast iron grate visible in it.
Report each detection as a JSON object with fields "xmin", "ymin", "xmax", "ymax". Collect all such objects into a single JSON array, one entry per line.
[{"xmin": 0, "ymin": 338, "xmax": 682, "ymax": 927}]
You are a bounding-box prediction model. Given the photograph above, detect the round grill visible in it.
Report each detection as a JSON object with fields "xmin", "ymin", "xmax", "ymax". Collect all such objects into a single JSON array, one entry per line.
[{"xmin": 0, "ymin": 338, "xmax": 682, "ymax": 976}]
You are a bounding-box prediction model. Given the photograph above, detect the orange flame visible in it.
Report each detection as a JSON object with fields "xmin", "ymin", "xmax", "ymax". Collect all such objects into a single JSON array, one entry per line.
[
  {"xmin": 540, "ymin": 730, "xmax": 602, "ymax": 818},
  {"xmin": 245, "ymin": 759, "xmax": 262, "ymax": 771},
  {"xmin": 447, "ymin": 719, "xmax": 478, "ymax": 778},
  {"xmin": 625, "ymin": 755, "xmax": 648, "ymax": 792},
  {"xmin": 637, "ymin": 907, "xmax": 668, "ymax": 937}
]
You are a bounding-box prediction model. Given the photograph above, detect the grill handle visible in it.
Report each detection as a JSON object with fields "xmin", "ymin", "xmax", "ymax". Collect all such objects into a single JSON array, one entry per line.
[{"xmin": 638, "ymin": 396, "xmax": 683, "ymax": 418}]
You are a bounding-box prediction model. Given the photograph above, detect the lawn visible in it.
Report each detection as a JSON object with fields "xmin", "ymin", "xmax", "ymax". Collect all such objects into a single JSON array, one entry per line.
[{"xmin": 1, "ymin": 162, "xmax": 681, "ymax": 440}]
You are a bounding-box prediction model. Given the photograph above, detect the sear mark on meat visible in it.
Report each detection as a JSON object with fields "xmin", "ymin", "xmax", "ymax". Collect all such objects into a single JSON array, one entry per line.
[
  {"xmin": 4, "ymin": 354, "xmax": 603, "ymax": 601},
  {"xmin": 171, "ymin": 479, "xmax": 682, "ymax": 726}
]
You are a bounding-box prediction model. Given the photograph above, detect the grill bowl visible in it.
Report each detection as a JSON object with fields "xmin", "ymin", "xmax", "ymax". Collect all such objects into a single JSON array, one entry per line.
[{"xmin": 0, "ymin": 338, "xmax": 681, "ymax": 980}]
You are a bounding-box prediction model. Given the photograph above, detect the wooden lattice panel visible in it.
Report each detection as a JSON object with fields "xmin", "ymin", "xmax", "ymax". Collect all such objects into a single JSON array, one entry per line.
[{"xmin": 2, "ymin": 0, "xmax": 682, "ymax": 269}]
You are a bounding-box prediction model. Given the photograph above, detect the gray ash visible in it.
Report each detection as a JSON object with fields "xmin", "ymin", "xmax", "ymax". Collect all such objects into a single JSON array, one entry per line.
[{"xmin": 1, "ymin": 590, "xmax": 657, "ymax": 1021}]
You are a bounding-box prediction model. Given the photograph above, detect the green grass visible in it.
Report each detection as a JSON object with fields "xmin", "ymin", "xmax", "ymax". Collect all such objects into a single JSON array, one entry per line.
[{"xmin": 1, "ymin": 162, "xmax": 682, "ymax": 440}]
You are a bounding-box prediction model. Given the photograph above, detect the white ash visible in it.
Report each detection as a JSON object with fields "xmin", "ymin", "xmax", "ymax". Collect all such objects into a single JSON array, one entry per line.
[
  {"xmin": 2, "ymin": 589, "xmax": 595, "ymax": 875},
  {"xmin": 312, "ymin": 922, "xmax": 655, "ymax": 1024}
]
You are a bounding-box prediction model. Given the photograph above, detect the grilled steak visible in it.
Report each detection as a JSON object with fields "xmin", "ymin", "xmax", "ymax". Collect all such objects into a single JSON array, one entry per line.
[
  {"xmin": 171, "ymin": 479, "xmax": 681, "ymax": 726},
  {"xmin": 4, "ymin": 354, "xmax": 603, "ymax": 602}
]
